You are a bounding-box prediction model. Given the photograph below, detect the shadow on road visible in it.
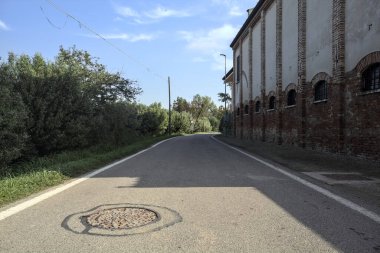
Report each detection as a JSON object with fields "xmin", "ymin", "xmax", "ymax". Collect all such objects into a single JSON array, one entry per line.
[{"xmin": 91, "ymin": 134, "xmax": 380, "ymax": 252}]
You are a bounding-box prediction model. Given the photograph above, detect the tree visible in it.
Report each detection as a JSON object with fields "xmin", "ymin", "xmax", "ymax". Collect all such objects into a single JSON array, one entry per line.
[
  {"xmin": 171, "ymin": 111, "xmax": 192, "ymax": 134},
  {"xmin": 1, "ymin": 47, "xmax": 143, "ymax": 156},
  {"xmin": 173, "ymin": 97, "xmax": 189, "ymax": 113},
  {"xmin": 0, "ymin": 59, "xmax": 28, "ymax": 167},
  {"xmin": 190, "ymin": 95, "xmax": 214, "ymax": 122},
  {"xmin": 217, "ymin": 92, "xmax": 231, "ymax": 104},
  {"xmin": 194, "ymin": 117, "xmax": 212, "ymax": 132},
  {"xmin": 56, "ymin": 46, "xmax": 142, "ymax": 106},
  {"xmin": 140, "ymin": 103, "xmax": 168, "ymax": 136}
]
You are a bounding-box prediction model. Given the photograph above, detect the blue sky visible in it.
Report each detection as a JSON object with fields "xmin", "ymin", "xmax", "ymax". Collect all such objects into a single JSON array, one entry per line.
[{"xmin": 0, "ymin": 0, "xmax": 257, "ymax": 107}]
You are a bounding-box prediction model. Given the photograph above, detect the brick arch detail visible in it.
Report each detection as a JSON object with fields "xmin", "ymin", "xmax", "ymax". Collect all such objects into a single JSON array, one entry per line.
[
  {"xmin": 355, "ymin": 51, "xmax": 380, "ymax": 74},
  {"xmin": 284, "ymin": 83, "xmax": 297, "ymax": 94},
  {"xmin": 310, "ymin": 72, "xmax": 332, "ymax": 87},
  {"xmin": 267, "ymin": 90, "xmax": 276, "ymax": 97}
]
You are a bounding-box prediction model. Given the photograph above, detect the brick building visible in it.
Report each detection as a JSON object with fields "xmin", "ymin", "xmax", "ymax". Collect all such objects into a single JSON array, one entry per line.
[{"xmin": 228, "ymin": 0, "xmax": 380, "ymax": 160}]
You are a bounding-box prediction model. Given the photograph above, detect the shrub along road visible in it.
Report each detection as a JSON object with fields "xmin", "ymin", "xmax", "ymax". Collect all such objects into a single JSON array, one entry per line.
[{"xmin": 0, "ymin": 134, "xmax": 379, "ymax": 252}]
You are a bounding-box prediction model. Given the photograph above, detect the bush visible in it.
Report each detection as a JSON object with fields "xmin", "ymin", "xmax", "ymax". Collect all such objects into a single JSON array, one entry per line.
[
  {"xmin": 171, "ymin": 111, "xmax": 192, "ymax": 134},
  {"xmin": 140, "ymin": 103, "xmax": 168, "ymax": 136},
  {"xmin": 219, "ymin": 112, "xmax": 233, "ymax": 135},
  {"xmin": 194, "ymin": 117, "xmax": 212, "ymax": 132},
  {"xmin": 0, "ymin": 62, "xmax": 28, "ymax": 167}
]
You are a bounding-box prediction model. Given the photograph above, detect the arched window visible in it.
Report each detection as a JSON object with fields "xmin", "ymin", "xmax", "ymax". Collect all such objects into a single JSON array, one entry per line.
[
  {"xmin": 237, "ymin": 107, "xmax": 240, "ymax": 115},
  {"xmin": 268, "ymin": 96, "xmax": 276, "ymax": 110},
  {"xmin": 255, "ymin": 101, "xmax": 261, "ymax": 113},
  {"xmin": 314, "ymin": 80, "xmax": 328, "ymax": 101},
  {"xmin": 362, "ymin": 63, "xmax": 380, "ymax": 91},
  {"xmin": 244, "ymin": 104, "xmax": 249, "ymax": 114},
  {"xmin": 287, "ymin": 89, "xmax": 296, "ymax": 106}
]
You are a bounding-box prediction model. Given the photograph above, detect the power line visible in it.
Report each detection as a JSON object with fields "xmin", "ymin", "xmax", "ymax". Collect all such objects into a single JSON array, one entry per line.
[
  {"xmin": 44, "ymin": 0, "xmax": 166, "ymax": 81},
  {"xmin": 40, "ymin": 6, "xmax": 68, "ymax": 30}
]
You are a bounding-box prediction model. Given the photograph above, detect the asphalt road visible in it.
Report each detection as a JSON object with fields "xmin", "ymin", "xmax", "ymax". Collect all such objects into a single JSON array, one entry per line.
[{"xmin": 0, "ymin": 134, "xmax": 379, "ymax": 252}]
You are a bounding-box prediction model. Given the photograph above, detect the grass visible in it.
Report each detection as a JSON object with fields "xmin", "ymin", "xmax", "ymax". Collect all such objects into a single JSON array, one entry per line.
[{"xmin": 0, "ymin": 135, "xmax": 177, "ymax": 208}]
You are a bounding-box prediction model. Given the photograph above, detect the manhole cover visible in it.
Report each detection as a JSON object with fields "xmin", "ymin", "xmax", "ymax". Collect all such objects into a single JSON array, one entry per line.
[
  {"xmin": 62, "ymin": 203, "xmax": 182, "ymax": 236},
  {"xmin": 86, "ymin": 207, "xmax": 158, "ymax": 229},
  {"xmin": 323, "ymin": 174, "xmax": 372, "ymax": 181}
]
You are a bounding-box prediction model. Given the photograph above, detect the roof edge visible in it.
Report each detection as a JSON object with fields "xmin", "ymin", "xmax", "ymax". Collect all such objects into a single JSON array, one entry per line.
[
  {"xmin": 230, "ymin": 0, "xmax": 265, "ymax": 48},
  {"xmin": 222, "ymin": 67, "xmax": 233, "ymax": 81}
]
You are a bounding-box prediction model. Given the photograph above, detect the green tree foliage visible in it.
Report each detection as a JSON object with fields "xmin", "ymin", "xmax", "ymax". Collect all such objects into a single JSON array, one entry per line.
[
  {"xmin": 0, "ymin": 60, "xmax": 28, "ymax": 166},
  {"xmin": 219, "ymin": 112, "xmax": 233, "ymax": 135},
  {"xmin": 171, "ymin": 111, "xmax": 192, "ymax": 134},
  {"xmin": 217, "ymin": 92, "xmax": 231, "ymax": 104},
  {"xmin": 189, "ymin": 94, "xmax": 219, "ymax": 131},
  {"xmin": 208, "ymin": 116, "xmax": 220, "ymax": 132},
  {"xmin": 170, "ymin": 94, "xmax": 224, "ymax": 133},
  {"xmin": 140, "ymin": 103, "xmax": 168, "ymax": 136},
  {"xmin": 0, "ymin": 47, "xmax": 142, "ymax": 167},
  {"xmin": 0, "ymin": 46, "xmax": 224, "ymax": 169},
  {"xmin": 194, "ymin": 117, "xmax": 212, "ymax": 132},
  {"xmin": 173, "ymin": 97, "xmax": 190, "ymax": 113}
]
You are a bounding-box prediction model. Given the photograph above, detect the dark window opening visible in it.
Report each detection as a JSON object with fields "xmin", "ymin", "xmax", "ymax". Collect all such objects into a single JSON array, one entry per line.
[
  {"xmin": 362, "ymin": 63, "xmax": 380, "ymax": 91},
  {"xmin": 244, "ymin": 104, "xmax": 249, "ymax": 114},
  {"xmin": 236, "ymin": 55, "xmax": 241, "ymax": 83},
  {"xmin": 268, "ymin": 96, "xmax": 276, "ymax": 110},
  {"xmin": 237, "ymin": 107, "xmax": 240, "ymax": 115},
  {"xmin": 314, "ymin": 80, "xmax": 328, "ymax": 101},
  {"xmin": 255, "ymin": 101, "xmax": 261, "ymax": 113},
  {"xmin": 287, "ymin": 89, "xmax": 296, "ymax": 106}
]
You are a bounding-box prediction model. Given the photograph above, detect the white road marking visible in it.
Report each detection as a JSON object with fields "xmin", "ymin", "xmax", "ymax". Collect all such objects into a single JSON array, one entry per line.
[
  {"xmin": 0, "ymin": 138, "xmax": 174, "ymax": 221},
  {"xmin": 212, "ymin": 136, "xmax": 380, "ymax": 224}
]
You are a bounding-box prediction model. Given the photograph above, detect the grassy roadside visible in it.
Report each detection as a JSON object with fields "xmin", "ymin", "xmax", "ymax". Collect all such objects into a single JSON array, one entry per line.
[{"xmin": 0, "ymin": 135, "xmax": 178, "ymax": 208}]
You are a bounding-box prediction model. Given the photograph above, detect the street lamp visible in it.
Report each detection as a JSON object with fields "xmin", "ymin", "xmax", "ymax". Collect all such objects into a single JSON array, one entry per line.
[
  {"xmin": 220, "ymin": 53, "xmax": 227, "ymax": 135},
  {"xmin": 220, "ymin": 54, "xmax": 227, "ymax": 113}
]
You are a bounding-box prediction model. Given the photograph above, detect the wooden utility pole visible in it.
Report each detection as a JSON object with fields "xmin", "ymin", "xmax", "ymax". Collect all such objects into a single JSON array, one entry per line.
[{"xmin": 168, "ymin": 76, "xmax": 172, "ymax": 135}]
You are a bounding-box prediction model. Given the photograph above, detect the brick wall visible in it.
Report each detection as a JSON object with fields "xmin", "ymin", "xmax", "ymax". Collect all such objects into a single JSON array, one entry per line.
[
  {"xmin": 344, "ymin": 65, "xmax": 380, "ymax": 160},
  {"xmin": 230, "ymin": 0, "xmax": 380, "ymax": 160}
]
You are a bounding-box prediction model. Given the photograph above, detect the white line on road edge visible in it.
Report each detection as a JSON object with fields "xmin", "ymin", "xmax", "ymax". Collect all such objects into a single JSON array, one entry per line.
[
  {"xmin": 212, "ymin": 136, "xmax": 380, "ymax": 224},
  {"xmin": 0, "ymin": 138, "xmax": 175, "ymax": 222}
]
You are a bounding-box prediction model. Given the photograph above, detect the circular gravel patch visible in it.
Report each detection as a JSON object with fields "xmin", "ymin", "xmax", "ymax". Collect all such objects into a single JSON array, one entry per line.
[
  {"xmin": 63, "ymin": 203, "xmax": 182, "ymax": 236},
  {"xmin": 86, "ymin": 207, "xmax": 158, "ymax": 230}
]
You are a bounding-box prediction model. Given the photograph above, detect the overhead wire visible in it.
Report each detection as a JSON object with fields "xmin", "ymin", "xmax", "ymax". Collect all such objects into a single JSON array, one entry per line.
[
  {"xmin": 40, "ymin": 6, "xmax": 68, "ymax": 30},
  {"xmin": 43, "ymin": 0, "xmax": 166, "ymax": 81}
]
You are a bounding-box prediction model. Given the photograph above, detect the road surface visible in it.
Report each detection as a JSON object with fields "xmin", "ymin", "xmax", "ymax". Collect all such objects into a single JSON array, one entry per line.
[{"xmin": 0, "ymin": 134, "xmax": 379, "ymax": 252}]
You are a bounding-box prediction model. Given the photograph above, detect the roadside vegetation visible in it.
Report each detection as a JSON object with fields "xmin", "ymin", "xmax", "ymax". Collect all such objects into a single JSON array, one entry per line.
[
  {"xmin": 0, "ymin": 135, "xmax": 175, "ymax": 207},
  {"xmin": 0, "ymin": 46, "xmax": 225, "ymax": 206}
]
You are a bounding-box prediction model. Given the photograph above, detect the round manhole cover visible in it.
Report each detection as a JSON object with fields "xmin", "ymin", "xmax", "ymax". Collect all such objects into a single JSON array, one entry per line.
[
  {"xmin": 62, "ymin": 203, "xmax": 182, "ymax": 236},
  {"xmin": 86, "ymin": 207, "xmax": 158, "ymax": 229}
]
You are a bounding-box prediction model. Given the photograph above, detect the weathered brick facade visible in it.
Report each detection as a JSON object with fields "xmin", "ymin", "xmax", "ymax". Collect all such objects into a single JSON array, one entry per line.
[{"xmin": 229, "ymin": 0, "xmax": 380, "ymax": 160}]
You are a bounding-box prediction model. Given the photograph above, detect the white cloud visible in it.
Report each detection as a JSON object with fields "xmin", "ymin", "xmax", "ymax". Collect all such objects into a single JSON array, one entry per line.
[
  {"xmin": 229, "ymin": 6, "xmax": 244, "ymax": 16},
  {"xmin": 86, "ymin": 33, "xmax": 155, "ymax": 42},
  {"xmin": 211, "ymin": 0, "xmax": 256, "ymax": 17},
  {"xmin": 179, "ymin": 24, "xmax": 238, "ymax": 53},
  {"xmin": 179, "ymin": 24, "xmax": 238, "ymax": 71},
  {"xmin": 144, "ymin": 6, "xmax": 191, "ymax": 19},
  {"xmin": 0, "ymin": 20, "xmax": 10, "ymax": 31},
  {"xmin": 115, "ymin": 6, "xmax": 140, "ymax": 18},
  {"xmin": 113, "ymin": 4, "xmax": 192, "ymax": 24}
]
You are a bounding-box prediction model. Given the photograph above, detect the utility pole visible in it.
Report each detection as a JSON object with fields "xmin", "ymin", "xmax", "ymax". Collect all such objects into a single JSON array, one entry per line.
[{"xmin": 168, "ymin": 76, "xmax": 172, "ymax": 135}]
